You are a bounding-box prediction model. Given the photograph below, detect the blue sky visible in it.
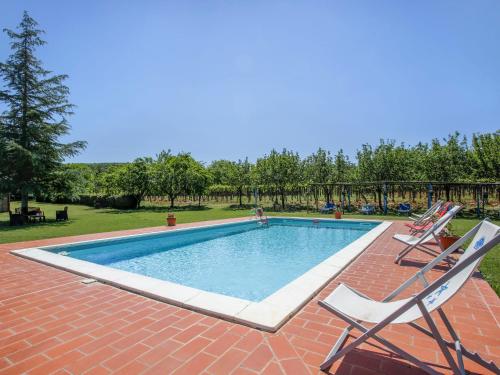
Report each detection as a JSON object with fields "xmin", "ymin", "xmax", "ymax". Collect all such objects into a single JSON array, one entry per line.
[{"xmin": 1, "ymin": 1, "xmax": 499, "ymax": 163}]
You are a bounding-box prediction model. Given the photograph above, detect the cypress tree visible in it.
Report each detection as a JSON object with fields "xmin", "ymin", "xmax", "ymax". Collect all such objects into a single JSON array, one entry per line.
[{"xmin": 0, "ymin": 11, "xmax": 86, "ymax": 213}]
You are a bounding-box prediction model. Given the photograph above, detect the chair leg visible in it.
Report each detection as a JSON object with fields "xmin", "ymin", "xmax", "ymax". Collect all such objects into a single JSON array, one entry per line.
[
  {"xmin": 395, "ymin": 244, "xmax": 413, "ymax": 263},
  {"xmin": 409, "ymin": 311, "xmax": 500, "ymax": 374},
  {"xmin": 437, "ymin": 309, "xmax": 465, "ymax": 373},
  {"xmin": 320, "ymin": 326, "xmax": 350, "ymax": 371},
  {"xmin": 417, "ymin": 301, "xmax": 462, "ymax": 374}
]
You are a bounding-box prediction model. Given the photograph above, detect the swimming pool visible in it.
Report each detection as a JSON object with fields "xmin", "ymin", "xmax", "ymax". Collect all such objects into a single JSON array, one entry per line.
[
  {"xmin": 48, "ymin": 218, "xmax": 378, "ymax": 301},
  {"xmin": 12, "ymin": 217, "xmax": 391, "ymax": 331}
]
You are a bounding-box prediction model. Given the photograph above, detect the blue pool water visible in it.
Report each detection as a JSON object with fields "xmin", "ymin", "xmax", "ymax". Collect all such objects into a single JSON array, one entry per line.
[{"xmin": 48, "ymin": 218, "xmax": 379, "ymax": 301}]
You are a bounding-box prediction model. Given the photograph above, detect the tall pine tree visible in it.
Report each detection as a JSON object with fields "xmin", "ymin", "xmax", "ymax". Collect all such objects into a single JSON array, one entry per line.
[{"xmin": 0, "ymin": 11, "xmax": 86, "ymax": 213}]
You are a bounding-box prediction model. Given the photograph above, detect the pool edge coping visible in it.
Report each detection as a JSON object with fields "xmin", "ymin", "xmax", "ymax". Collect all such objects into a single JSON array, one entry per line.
[{"xmin": 11, "ymin": 217, "xmax": 392, "ymax": 332}]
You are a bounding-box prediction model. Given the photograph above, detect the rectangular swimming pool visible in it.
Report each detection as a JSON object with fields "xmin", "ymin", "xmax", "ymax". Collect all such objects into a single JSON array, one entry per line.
[
  {"xmin": 13, "ymin": 217, "xmax": 391, "ymax": 331},
  {"xmin": 48, "ymin": 218, "xmax": 378, "ymax": 301}
]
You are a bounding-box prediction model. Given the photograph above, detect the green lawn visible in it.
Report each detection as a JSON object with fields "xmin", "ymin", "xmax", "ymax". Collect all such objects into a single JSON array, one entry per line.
[
  {"xmin": 0, "ymin": 202, "xmax": 253, "ymax": 243},
  {"xmin": 1, "ymin": 202, "xmax": 498, "ymax": 295}
]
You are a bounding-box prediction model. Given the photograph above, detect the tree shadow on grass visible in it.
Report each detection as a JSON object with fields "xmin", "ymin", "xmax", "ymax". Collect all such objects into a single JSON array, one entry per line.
[
  {"xmin": 221, "ymin": 204, "xmax": 255, "ymax": 211},
  {"xmin": 100, "ymin": 205, "xmax": 213, "ymax": 214},
  {"xmin": 220, "ymin": 203, "xmax": 309, "ymax": 212},
  {"xmin": 0, "ymin": 218, "xmax": 72, "ymax": 232}
]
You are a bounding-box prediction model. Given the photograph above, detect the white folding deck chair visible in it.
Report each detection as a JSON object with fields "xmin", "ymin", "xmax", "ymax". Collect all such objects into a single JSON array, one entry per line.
[
  {"xmin": 318, "ymin": 220, "xmax": 500, "ymax": 375},
  {"xmin": 410, "ymin": 200, "xmax": 443, "ymax": 224},
  {"xmin": 394, "ymin": 205, "xmax": 462, "ymax": 264}
]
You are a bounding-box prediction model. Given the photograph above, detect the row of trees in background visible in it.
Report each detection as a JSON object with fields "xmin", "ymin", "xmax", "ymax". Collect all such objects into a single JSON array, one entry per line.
[{"xmin": 38, "ymin": 131, "xmax": 499, "ymax": 209}]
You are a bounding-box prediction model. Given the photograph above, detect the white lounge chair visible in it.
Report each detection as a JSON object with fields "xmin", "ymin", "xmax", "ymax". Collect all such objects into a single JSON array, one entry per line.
[
  {"xmin": 394, "ymin": 205, "xmax": 462, "ymax": 264},
  {"xmin": 410, "ymin": 200, "xmax": 443, "ymax": 224},
  {"xmin": 318, "ymin": 219, "xmax": 500, "ymax": 374}
]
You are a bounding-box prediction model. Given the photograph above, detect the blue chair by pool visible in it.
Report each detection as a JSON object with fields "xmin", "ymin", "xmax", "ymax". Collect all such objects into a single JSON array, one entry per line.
[
  {"xmin": 361, "ymin": 204, "xmax": 375, "ymax": 215},
  {"xmin": 320, "ymin": 202, "xmax": 336, "ymax": 214},
  {"xmin": 397, "ymin": 203, "xmax": 412, "ymax": 216}
]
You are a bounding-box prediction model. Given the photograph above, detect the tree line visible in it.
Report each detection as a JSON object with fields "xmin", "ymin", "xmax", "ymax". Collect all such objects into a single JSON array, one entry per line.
[{"xmin": 38, "ymin": 131, "xmax": 499, "ymax": 209}]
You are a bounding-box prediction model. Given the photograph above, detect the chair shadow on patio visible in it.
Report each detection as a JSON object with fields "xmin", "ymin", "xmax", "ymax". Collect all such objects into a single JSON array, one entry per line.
[
  {"xmin": 400, "ymin": 258, "xmax": 485, "ymax": 280},
  {"xmin": 324, "ymin": 342, "xmax": 484, "ymax": 375},
  {"xmin": 400, "ymin": 257, "xmax": 456, "ymax": 274}
]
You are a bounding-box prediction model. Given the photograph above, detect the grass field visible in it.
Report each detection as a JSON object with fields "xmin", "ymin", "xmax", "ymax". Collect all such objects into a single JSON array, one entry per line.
[{"xmin": 1, "ymin": 201, "xmax": 498, "ymax": 294}]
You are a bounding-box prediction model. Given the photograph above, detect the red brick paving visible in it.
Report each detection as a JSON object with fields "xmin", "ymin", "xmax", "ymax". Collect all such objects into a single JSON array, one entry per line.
[{"xmin": 0, "ymin": 219, "xmax": 498, "ymax": 374}]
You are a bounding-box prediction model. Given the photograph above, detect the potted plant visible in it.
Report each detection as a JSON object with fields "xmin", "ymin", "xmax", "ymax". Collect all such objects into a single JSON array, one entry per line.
[
  {"xmin": 334, "ymin": 207, "xmax": 342, "ymax": 219},
  {"xmin": 439, "ymin": 224, "xmax": 460, "ymax": 250},
  {"xmin": 167, "ymin": 213, "xmax": 176, "ymax": 226}
]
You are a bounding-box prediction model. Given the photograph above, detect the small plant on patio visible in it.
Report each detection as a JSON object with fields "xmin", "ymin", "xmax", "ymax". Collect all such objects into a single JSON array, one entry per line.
[{"xmin": 439, "ymin": 223, "xmax": 461, "ymax": 249}]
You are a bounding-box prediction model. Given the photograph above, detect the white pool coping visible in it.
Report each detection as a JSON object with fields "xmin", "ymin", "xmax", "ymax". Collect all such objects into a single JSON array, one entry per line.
[{"xmin": 11, "ymin": 217, "xmax": 392, "ymax": 332}]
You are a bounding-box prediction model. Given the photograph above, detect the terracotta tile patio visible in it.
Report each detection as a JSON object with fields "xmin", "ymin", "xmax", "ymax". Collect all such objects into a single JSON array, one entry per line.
[{"xmin": 0, "ymin": 219, "xmax": 498, "ymax": 374}]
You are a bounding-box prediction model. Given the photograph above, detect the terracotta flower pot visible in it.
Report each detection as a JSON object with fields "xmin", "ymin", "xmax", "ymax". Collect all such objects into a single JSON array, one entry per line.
[
  {"xmin": 167, "ymin": 214, "xmax": 176, "ymax": 226},
  {"xmin": 440, "ymin": 235, "xmax": 460, "ymax": 250},
  {"xmin": 335, "ymin": 211, "xmax": 342, "ymax": 219}
]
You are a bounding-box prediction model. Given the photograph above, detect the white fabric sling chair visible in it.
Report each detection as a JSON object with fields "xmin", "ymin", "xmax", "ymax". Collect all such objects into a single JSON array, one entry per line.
[
  {"xmin": 394, "ymin": 205, "xmax": 462, "ymax": 264},
  {"xmin": 318, "ymin": 219, "xmax": 500, "ymax": 375},
  {"xmin": 410, "ymin": 200, "xmax": 443, "ymax": 224}
]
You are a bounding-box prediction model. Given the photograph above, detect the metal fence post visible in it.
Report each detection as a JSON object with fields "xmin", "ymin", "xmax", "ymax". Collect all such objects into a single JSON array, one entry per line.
[
  {"xmin": 428, "ymin": 183, "xmax": 433, "ymax": 209},
  {"xmin": 476, "ymin": 187, "xmax": 481, "ymax": 218},
  {"xmin": 306, "ymin": 187, "xmax": 310, "ymax": 213},
  {"xmin": 482, "ymin": 186, "xmax": 488, "ymax": 218},
  {"xmin": 254, "ymin": 188, "xmax": 259, "ymax": 210},
  {"xmin": 341, "ymin": 188, "xmax": 346, "ymax": 213},
  {"xmin": 347, "ymin": 186, "xmax": 351, "ymax": 212},
  {"xmin": 383, "ymin": 182, "xmax": 388, "ymax": 215}
]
